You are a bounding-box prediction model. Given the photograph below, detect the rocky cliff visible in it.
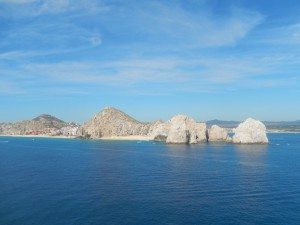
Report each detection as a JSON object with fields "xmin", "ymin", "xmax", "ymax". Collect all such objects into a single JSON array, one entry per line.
[
  {"xmin": 77, "ymin": 107, "xmax": 151, "ymax": 138},
  {"xmin": 165, "ymin": 115, "xmax": 207, "ymax": 144},
  {"xmin": 208, "ymin": 125, "xmax": 230, "ymax": 142},
  {"xmin": 148, "ymin": 120, "xmax": 170, "ymax": 141}
]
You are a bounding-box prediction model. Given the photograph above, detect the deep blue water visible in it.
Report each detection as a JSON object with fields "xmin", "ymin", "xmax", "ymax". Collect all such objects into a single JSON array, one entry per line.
[{"xmin": 0, "ymin": 133, "xmax": 300, "ymax": 225}]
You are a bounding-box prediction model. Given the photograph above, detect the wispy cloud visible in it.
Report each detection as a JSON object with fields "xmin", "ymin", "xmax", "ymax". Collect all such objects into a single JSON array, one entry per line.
[
  {"xmin": 0, "ymin": 81, "xmax": 23, "ymax": 94},
  {"xmin": 2, "ymin": 52, "xmax": 296, "ymax": 97},
  {"xmin": 1, "ymin": 0, "xmax": 263, "ymax": 54},
  {"xmin": 98, "ymin": 2, "xmax": 263, "ymax": 49},
  {"xmin": 0, "ymin": 1, "xmax": 299, "ymax": 95},
  {"xmin": 250, "ymin": 22, "xmax": 300, "ymax": 45}
]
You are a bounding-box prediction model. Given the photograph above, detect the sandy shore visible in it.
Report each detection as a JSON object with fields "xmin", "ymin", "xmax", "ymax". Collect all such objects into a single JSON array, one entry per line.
[
  {"xmin": 0, "ymin": 134, "xmax": 76, "ymax": 139},
  {"xmin": 0, "ymin": 134, "xmax": 152, "ymax": 141}
]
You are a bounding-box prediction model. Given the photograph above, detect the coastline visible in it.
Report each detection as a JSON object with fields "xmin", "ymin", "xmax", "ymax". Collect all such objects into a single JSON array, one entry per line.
[
  {"xmin": 0, "ymin": 134, "xmax": 151, "ymax": 141},
  {"xmin": 99, "ymin": 135, "xmax": 151, "ymax": 141},
  {"xmin": 1, "ymin": 132, "xmax": 299, "ymax": 141},
  {"xmin": 267, "ymin": 130, "xmax": 300, "ymax": 133},
  {"xmin": 0, "ymin": 134, "xmax": 76, "ymax": 139}
]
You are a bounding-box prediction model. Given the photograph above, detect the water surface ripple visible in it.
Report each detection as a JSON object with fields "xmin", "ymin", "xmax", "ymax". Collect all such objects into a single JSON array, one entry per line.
[{"xmin": 0, "ymin": 133, "xmax": 299, "ymax": 225}]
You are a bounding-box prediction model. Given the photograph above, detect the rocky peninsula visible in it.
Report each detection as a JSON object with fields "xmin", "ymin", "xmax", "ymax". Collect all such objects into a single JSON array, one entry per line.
[
  {"xmin": 77, "ymin": 107, "xmax": 268, "ymax": 144},
  {"xmin": 0, "ymin": 106, "xmax": 269, "ymax": 144}
]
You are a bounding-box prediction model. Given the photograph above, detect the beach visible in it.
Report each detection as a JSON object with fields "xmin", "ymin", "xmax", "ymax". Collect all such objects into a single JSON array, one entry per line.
[
  {"xmin": 0, "ymin": 134, "xmax": 151, "ymax": 141},
  {"xmin": 0, "ymin": 134, "xmax": 76, "ymax": 139}
]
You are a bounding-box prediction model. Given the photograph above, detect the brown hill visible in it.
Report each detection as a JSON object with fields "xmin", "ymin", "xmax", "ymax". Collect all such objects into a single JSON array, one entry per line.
[
  {"xmin": 77, "ymin": 107, "xmax": 151, "ymax": 138},
  {"xmin": 0, "ymin": 114, "xmax": 68, "ymax": 135}
]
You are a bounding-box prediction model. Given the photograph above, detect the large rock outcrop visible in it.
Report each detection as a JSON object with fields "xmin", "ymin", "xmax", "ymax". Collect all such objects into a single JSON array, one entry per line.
[
  {"xmin": 232, "ymin": 118, "xmax": 268, "ymax": 144},
  {"xmin": 166, "ymin": 115, "xmax": 207, "ymax": 144},
  {"xmin": 208, "ymin": 125, "xmax": 230, "ymax": 142},
  {"xmin": 77, "ymin": 107, "xmax": 151, "ymax": 139},
  {"xmin": 148, "ymin": 120, "xmax": 170, "ymax": 141}
]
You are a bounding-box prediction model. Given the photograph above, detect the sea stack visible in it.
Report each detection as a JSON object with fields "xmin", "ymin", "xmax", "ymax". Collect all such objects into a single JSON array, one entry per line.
[
  {"xmin": 232, "ymin": 118, "xmax": 268, "ymax": 144},
  {"xmin": 166, "ymin": 115, "xmax": 207, "ymax": 144},
  {"xmin": 148, "ymin": 120, "xmax": 170, "ymax": 141},
  {"xmin": 208, "ymin": 125, "xmax": 231, "ymax": 142}
]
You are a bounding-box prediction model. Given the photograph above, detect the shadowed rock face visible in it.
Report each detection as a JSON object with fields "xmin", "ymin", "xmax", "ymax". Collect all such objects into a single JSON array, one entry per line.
[
  {"xmin": 153, "ymin": 134, "xmax": 168, "ymax": 142},
  {"xmin": 148, "ymin": 120, "xmax": 170, "ymax": 141},
  {"xmin": 208, "ymin": 125, "xmax": 230, "ymax": 142},
  {"xmin": 78, "ymin": 107, "xmax": 151, "ymax": 139},
  {"xmin": 166, "ymin": 115, "xmax": 207, "ymax": 144},
  {"xmin": 232, "ymin": 118, "xmax": 268, "ymax": 144}
]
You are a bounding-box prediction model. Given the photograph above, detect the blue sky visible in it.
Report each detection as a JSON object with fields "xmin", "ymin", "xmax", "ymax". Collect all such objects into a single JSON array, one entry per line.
[{"xmin": 1, "ymin": 0, "xmax": 300, "ymax": 123}]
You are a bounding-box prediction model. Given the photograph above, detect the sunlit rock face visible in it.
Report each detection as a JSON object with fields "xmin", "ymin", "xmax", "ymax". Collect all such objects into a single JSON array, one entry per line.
[
  {"xmin": 166, "ymin": 115, "xmax": 207, "ymax": 144},
  {"xmin": 208, "ymin": 125, "xmax": 230, "ymax": 142},
  {"xmin": 78, "ymin": 107, "xmax": 151, "ymax": 139},
  {"xmin": 232, "ymin": 118, "xmax": 268, "ymax": 144},
  {"xmin": 148, "ymin": 120, "xmax": 170, "ymax": 141}
]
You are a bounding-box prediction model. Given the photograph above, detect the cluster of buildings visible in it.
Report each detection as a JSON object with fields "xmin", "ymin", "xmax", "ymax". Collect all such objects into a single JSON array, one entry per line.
[{"xmin": 24, "ymin": 125, "xmax": 79, "ymax": 137}]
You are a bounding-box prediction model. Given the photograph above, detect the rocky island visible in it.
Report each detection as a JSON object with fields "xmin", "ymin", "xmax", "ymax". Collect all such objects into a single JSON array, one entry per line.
[{"xmin": 0, "ymin": 106, "xmax": 269, "ymax": 144}]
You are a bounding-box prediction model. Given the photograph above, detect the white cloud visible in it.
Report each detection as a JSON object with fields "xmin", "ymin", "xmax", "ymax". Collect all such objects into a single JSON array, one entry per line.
[
  {"xmin": 1, "ymin": 1, "xmax": 298, "ymax": 97},
  {"xmin": 1, "ymin": 50, "xmax": 299, "ymax": 97},
  {"xmin": 0, "ymin": 54, "xmax": 282, "ymax": 93},
  {"xmin": 0, "ymin": 0, "xmax": 263, "ymax": 55}
]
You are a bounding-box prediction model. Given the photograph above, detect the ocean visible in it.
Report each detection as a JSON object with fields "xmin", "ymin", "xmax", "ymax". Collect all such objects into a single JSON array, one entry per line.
[{"xmin": 0, "ymin": 133, "xmax": 299, "ymax": 225}]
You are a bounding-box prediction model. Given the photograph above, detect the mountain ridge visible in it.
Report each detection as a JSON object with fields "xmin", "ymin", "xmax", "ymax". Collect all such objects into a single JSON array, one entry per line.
[{"xmin": 0, "ymin": 114, "xmax": 76, "ymax": 135}]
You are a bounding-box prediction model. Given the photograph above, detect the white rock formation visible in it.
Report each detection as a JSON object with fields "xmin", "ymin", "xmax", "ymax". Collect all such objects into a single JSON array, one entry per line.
[
  {"xmin": 78, "ymin": 107, "xmax": 151, "ymax": 139},
  {"xmin": 166, "ymin": 115, "xmax": 207, "ymax": 144},
  {"xmin": 232, "ymin": 118, "xmax": 268, "ymax": 144},
  {"xmin": 208, "ymin": 125, "xmax": 230, "ymax": 142},
  {"xmin": 148, "ymin": 120, "xmax": 170, "ymax": 141}
]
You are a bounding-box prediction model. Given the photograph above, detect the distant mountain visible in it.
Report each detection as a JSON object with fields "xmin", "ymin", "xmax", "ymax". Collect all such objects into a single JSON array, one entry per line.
[
  {"xmin": 263, "ymin": 120, "xmax": 300, "ymax": 126},
  {"xmin": 206, "ymin": 120, "xmax": 240, "ymax": 128},
  {"xmin": 32, "ymin": 114, "xmax": 67, "ymax": 129},
  {"xmin": 0, "ymin": 114, "xmax": 69, "ymax": 135},
  {"xmin": 206, "ymin": 119, "xmax": 300, "ymax": 130},
  {"xmin": 263, "ymin": 120, "xmax": 300, "ymax": 131}
]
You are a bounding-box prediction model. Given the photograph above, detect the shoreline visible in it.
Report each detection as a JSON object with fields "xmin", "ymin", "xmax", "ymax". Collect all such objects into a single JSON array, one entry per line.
[
  {"xmin": 0, "ymin": 134, "xmax": 76, "ymax": 139},
  {"xmin": 1, "ymin": 132, "xmax": 299, "ymax": 141},
  {"xmin": 0, "ymin": 134, "xmax": 152, "ymax": 141},
  {"xmin": 267, "ymin": 131, "xmax": 300, "ymax": 134},
  {"xmin": 98, "ymin": 135, "xmax": 151, "ymax": 141}
]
